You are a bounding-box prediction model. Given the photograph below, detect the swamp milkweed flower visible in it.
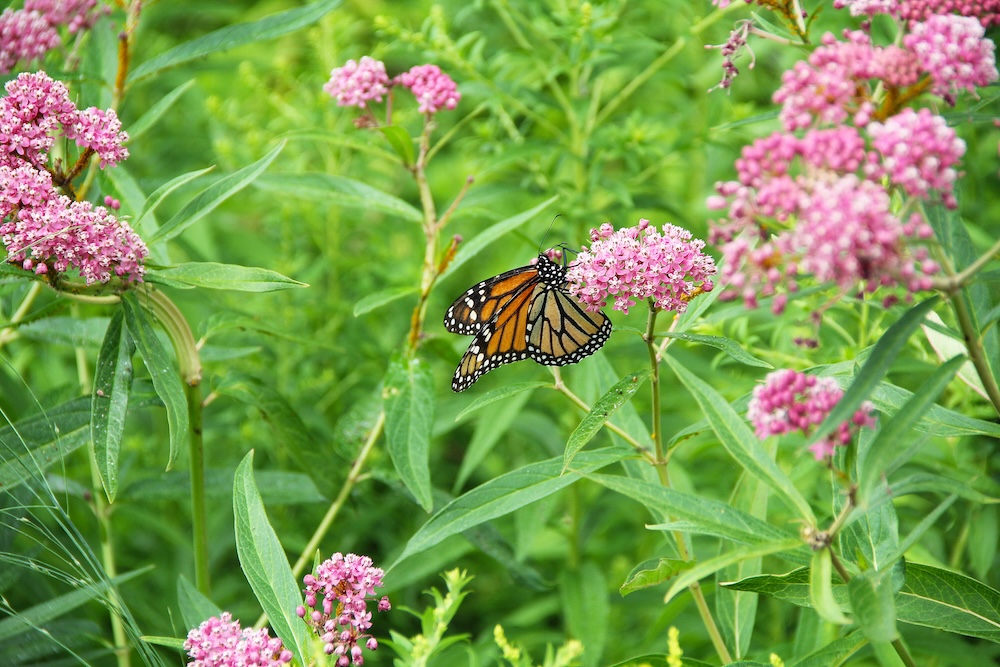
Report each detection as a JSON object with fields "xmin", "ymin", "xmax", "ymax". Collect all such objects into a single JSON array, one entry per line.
[
  {"xmin": 566, "ymin": 219, "xmax": 717, "ymax": 316},
  {"xmin": 747, "ymin": 369, "xmax": 876, "ymax": 460},
  {"xmin": 296, "ymin": 552, "xmax": 390, "ymax": 666},
  {"xmin": 184, "ymin": 612, "xmax": 292, "ymax": 667}
]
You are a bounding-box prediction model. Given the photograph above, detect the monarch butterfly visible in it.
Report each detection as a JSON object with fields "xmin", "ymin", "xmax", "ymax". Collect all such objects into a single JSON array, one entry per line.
[{"xmin": 444, "ymin": 253, "xmax": 612, "ymax": 392}]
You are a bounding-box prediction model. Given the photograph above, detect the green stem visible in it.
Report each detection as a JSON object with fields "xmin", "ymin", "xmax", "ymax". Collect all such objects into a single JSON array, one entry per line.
[
  {"xmin": 137, "ymin": 288, "xmax": 208, "ymax": 591},
  {"xmin": 554, "ymin": 379, "xmax": 654, "ymax": 462},
  {"xmin": 950, "ymin": 292, "xmax": 1000, "ymax": 417},
  {"xmin": 186, "ymin": 381, "xmax": 209, "ymax": 593},
  {"xmin": 595, "ymin": 38, "xmax": 686, "ymax": 127},
  {"xmin": 892, "ymin": 639, "xmax": 919, "ymax": 667},
  {"xmin": 644, "ymin": 302, "xmax": 732, "ymax": 664}
]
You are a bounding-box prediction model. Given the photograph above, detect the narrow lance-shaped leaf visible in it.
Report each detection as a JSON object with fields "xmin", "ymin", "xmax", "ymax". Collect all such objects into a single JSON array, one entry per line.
[
  {"xmin": 254, "ymin": 173, "xmax": 422, "ymax": 222},
  {"xmin": 353, "ymin": 286, "xmax": 419, "ymax": 317},
  {"xmin": 392, "ymin": 448, "xmax": 628, "ymax": 568},
  {"xmin": 858, "ymin": 354, "xmax": 964, "ymax": 506},
  {"xmin": 810, "ymin": 296, "xmax": 940, "ymax": 446},
  {"xmin": 91, "ymin": 307, "xmax": 135, "ymax": 501},
  {"xmin": 661, "ymin": 332, "xmax": 772, "ymax": 369},
  {"xmin": 146, "ymin": 141, "xmax": 286, "ymax": 246},
  {"xmin": 383, "ymin": 353, "xmax": 435, "ymax": 512},
  {"xmin": 664, "ymin": 355, "xmax": 816, "ymax": 524},
  {"xmin": 128, "ymin": 0, "xmax": 343, "ymax": 82},
  {"xmin": 126, "ymin": 79, "xmax": 196, "ymax": 142},
  {"xmin": 563, "ymin": 370, "xmax": 649, "ymax": 471},
  {"xmin": 146, "ymin": 262, "xmax": 307, "ymax": 292},
  {"xmin": 847, "ymin": 568, "xmax": 899, "ymax": 643},
  {"xmin": 233, "ymin": 452, "xmax": 309, "ymax": 662},
  {"xmin": 121, "ymin": 292, "xmax": 188, "ymax": 469},
  {"xmin": 134, "ymin": 165, "xmax": 215, "ymax": 232},
  {"xmin": 439, "ymin": 196, "xmax": 559, "ymax": 280},
  {"xmin": 810, "ymin": 549, "xmax": 850, "ymax": 625}
]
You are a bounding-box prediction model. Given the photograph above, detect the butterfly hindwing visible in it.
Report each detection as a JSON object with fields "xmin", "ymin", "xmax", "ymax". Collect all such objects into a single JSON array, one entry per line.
[{"xmin": 448, "ymin": 254, "xmax": 611, "ymax": 392}]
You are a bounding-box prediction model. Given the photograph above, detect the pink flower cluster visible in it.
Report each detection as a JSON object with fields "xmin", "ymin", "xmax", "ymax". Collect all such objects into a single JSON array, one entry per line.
[
  {"xmin": 903, "ymin": 14, "xmax": 998, "ymax": 100},
  {"xmin": 323, "ymin": 56, "xmax": 390, "ymax": 109},
  {"xmin": 0, "ymin": 165, "xmax": 147, "ymax": 283},
  {"xmin": 324, "ymin": 57, "xmax": 460, "ymax": 117},
  {"xmin": 0, "ymin": 0, "xmax": 104, "ymax": 74},
  {"xmin": 395, "ymin": 64, "xmax": 461, "ymax": 114},
  {"xmin": 296, "ymin": 553, "xmax": 390, "ymax": 666},
  {"xmin": 838, "ymin": 0, "xmax": 1000, "ymax": 27},
  {"xmin": 0, "ymin": 71, "xmax": 129, "ymax": 170},
  {"xmin": 565, "ymin": 219, "xmax": 717, "ymax": 315},
  {"xmin": 747, "ymin": 369, "xmax": 876, "ymax": 460},
  {"xmin": 184, "ymin": 612, "xmax": 292, "ymax": 667}
]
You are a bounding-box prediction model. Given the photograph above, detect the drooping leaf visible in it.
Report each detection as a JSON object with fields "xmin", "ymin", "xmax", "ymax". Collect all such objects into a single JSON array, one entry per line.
[
  {"xmin": 126, "ymin": 79, "xmax": 196, "ymax": 142},
  {"xmin": 847, "ymin": 568, "xmax": 899, "ymax": 643},
  {"xmin": 665, "ymin": 355, "xmax": 816, "ymax": 523},
  {"xmin": 121, "ymin": 292, "xmax": 188, "ymax": 469},
  {"xmin": 662, "ymin": 332, "xmax": 772, "ymax": 369},
  {"xmin": 232, "ymin": 452, "xmax": 309, "ymax": 661},
  {"xmin": 255, "ymin": 172, "xmax": 422, "ymax": 222},
  {"xmin": 383, "ymin": 354, "xmax": 435, "ymax": 512},
  {"xmin": 810, "ymin": 550, "xmax": 850, "ymax": 625},
  {"xmin": 91, "ymin": 307, "xmax": 135, "ymax": 501},
  {"xmin": 620, "ymin": 558, "xmax": 695, "ymax": 596}
]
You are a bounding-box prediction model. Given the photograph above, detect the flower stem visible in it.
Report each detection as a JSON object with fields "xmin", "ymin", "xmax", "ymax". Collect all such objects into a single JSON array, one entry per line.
[
  {"xmin": 0, "ymin": 281, "xmax": 42, "ymax": 349},
  {"xmin": 644, "ymin": 301, "xmax": 732, "ymax": 664}
]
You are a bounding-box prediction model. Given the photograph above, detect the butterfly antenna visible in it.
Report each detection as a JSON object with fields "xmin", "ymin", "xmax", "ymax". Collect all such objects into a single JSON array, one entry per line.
[{"xmin": 537, "ymin": 214, "xmax": 562, "ymax": 255}]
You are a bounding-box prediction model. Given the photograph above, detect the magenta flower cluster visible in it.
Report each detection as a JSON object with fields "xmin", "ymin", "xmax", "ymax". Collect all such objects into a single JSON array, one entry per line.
[
  {"xmin": 184, "ymin": 612, "xmax": 292, "ymax": 667},
  {"xmin": 0, "ymin": 0, "xmax": 104, "ymax": 74},
  {"xmin": 325, "ymin": 57, "xmax": 461, "ymax": 116},
  {"xmin": 296, "ymin": 552, "xmax": 390, "ymax": 666},
  {"xmin": 708, "ymin": 12, "xmax": 992, "ymax": 312},
  {"xmin": 565, "ymin": 219, "xmax": 717, "ymax": 315},
  {"xmin": 747, "ymin": 369, "xmax": 876, "ymax": 460},
  {"xmin": 0, "ymin": 71, "xmax": 144, "ymax": 283}
]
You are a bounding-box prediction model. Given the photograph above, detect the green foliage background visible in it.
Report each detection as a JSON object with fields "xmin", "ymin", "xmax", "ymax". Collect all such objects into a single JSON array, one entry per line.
[{"xmin": 1, "ymin": 1, "xmax": 999, "ymax": 665}]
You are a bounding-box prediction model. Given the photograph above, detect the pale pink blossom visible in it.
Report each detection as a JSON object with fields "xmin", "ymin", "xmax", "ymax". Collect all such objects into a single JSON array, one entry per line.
[{"xmin": 324, "ymin": 56, "xmax": 390, "ymax": 108}]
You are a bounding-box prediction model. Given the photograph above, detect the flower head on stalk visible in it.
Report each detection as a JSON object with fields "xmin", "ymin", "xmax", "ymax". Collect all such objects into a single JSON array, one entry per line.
[
  {"xmin": 566, "ymin": 219, "xmax": 716, "ymax": 315},
  {"xmin": 296, "ymin": 552, "xmax": 390, "ymax": 666},
  {"xmin": 835, "ymin": 0, "xmax": 1000, "ymax": 27},
  {"xmin": 184, "ymin": 612, "xmax": 292, "ymax": 667},
  {"xmin": 747, "ymin": 369, "xmax": 876, "ymax": 460},
  {"xmin": 324, "ymin": 56, "xmax": 390, "ymax": 109},
  {"xmin": 395, "ymin": 64, "xmax": 461, "ymax": 114},
  {"xmin": 0, "ymin": 1, "xmax": 107, "ymax": 74},
  {"xmin": 324, "ymin": 57, "xmax": 461, "ymax": 123}
]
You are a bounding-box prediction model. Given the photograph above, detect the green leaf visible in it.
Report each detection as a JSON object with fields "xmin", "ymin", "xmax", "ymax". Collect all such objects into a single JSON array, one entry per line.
[
  {"xmin": 177, "ymin": 575, "xmax": 222, "ymax": 631},
  {"xmin": 384, "ymin": 354, "xmax": 435, "ymax": 512},
  {"xmin": 858, "ymin": 355, "xmax": 964, "ymax": 506},
  {"xmin": 378, "ymin": 125, "xmax": 415, "ymax": 166},
  {"xmin": 18, "ymin": 316, "xmax": 110, "ymax": 348},
  {"xmin": 870, "ymin": 381, "xmax": 1000, "ymax": 438},
  {"xmin": 146, "ymin": 142, "xmax": 285, "ymax": 246},
  {"xmin": 589, "ymin": 473, "xmax": 800, "ymax": 547},
  {"xmin": 563, "ymin": 371, "xmax": 649, "ymax": 471},
  {"xmin": 0, "ymin": 397, "xmax": 91, "ymax": 489},
  {"xmin": 620, "ymin": 558, "xmax": 694, "ymax": 596},
  {"xmin": 663, "ymin": 539, "xmax": 801, "ymax": 605},
  {"xmin": 810, "ymin": 296, "xmax": 940, "ymax": 446},
  {"xmin": 128, "ymin": 0, "xmax": 343, "ymax": 83},
  {"xmin": 392, "ymin": 448, "xmax": 627, "ymax": 568},
  {"xmin": 729, "ymin": 562, "xmax": 1000, "ymax": 642},
  {"xmin": 664, "ymin": 355, "xmax": 816, "ymax": 523},
  {"xmin": 662, "ymin": 332, "xmax": 772, "ymax": 369},
  {"xmin": 787, "ymin": 633, "xmax": 866, "ymax": 667},
  {"xmin": 439, "ymin": 196, "xmax": 558, "ymax": 280},
  {"xmin": 146, "ymin": 262, "xmax": 307, "ymax": 292},
  {"xmin": 810, "ymin": 550, "xmax": 850, "ymax": 625},
  {"xmin": 453, "ymin": 381, "xmax": 550, "ymax": 422},
  {"xmin": 126, "ymin": 469, "xmax": 326, "ymax": 505},
  {"xmin": 848, "ymin": 569, "xmax": 899, "ymax": 643},
  {"xmin": 232, "ymin": 452, "xmax": 309, "ymax": 662},
  {"xmin": 896, "ymin": 562, "xmax": 1000, "ymax": 642},
  {"xmin": 254, "ymin": 172, "xmax": 422, "ymax": 222},
  {"xmin": 126, "ymin": 79, "xmax": 196, "ymax": 142},
  {"xmin": 454, "ymin": 389, "xmax": 533, "ymax": 493},
  {"xmin": 121, "ymin": 292, "xmax": 188, "ymax": 469},
  {"xmin": 562, "ymin": 562, "xmax": 609, "ymax": 667},
  {"xmin": 134, "ymin": 165, "xmax": 215, "ymax": 233},
  {"xmin": 91, "ymin": 307, "xmax": 135, "ymax": 502},
  {"xmin": 353, "ymin": 285, "xmax": 419, "ymax": 317}
]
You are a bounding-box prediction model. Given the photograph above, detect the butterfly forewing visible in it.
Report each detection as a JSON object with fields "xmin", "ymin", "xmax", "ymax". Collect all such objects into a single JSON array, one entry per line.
[
  {"xmin": 447, "ymin": 254, "xmax": 611, "ymax": 392},
  {"xmin": 443, "ymin": 266, "xmax": 541, "ymax": 335}
]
